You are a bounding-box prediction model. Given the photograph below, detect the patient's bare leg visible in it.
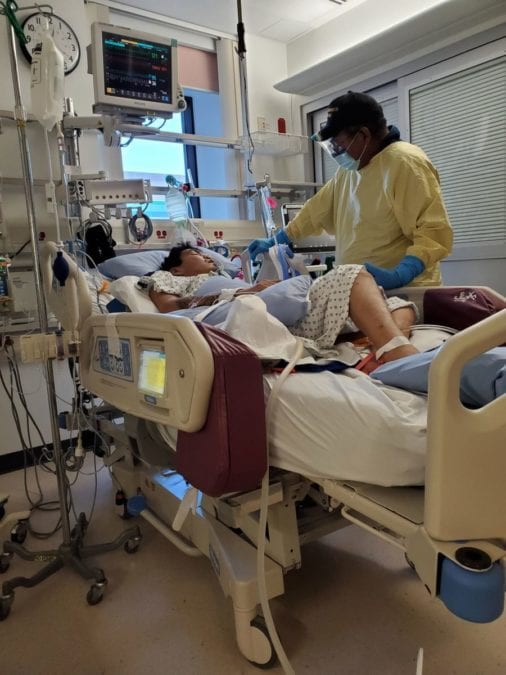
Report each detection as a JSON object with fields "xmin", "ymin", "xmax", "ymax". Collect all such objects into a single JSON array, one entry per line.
[
  {"xmin": 348, "ymin": 269, "xmax": 418, "ymax": 362},
  {"xmin": 391, "ymin": 307, "xmax": 416, "ymax": 337}
]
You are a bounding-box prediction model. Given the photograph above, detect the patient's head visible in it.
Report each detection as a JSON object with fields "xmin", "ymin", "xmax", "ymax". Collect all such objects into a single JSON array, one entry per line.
[{"xmin": 161, "ymin": 245, "xmax": 217, "ymax": 276}]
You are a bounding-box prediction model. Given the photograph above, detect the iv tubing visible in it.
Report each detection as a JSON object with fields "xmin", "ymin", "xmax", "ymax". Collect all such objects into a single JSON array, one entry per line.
[{"xmin": 43, "ymin": 126, "xmax": 61, "ymax": 243}]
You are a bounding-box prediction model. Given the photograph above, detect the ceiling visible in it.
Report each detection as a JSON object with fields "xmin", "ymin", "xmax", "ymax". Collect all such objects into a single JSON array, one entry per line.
[{"xmin": 113, "ymin": 0, "xmax": 369, "ymax": 43}]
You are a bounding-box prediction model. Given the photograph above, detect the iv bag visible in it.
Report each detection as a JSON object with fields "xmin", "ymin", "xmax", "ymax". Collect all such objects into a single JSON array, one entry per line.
[
  {"xmin": 165, "ymin": 187, "xmax": 188, "ymax": 224},
  {"xmin": 30, "ymin": 21, "xmax": 65, "ymax": 131}
]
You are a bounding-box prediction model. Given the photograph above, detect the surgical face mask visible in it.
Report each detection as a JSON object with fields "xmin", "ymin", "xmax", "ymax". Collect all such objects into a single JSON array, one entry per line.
[
  {"xmin": 313, "ymin": 131, "xmax": 366, "ymax": 171},
  {"xmin": 335, "ymin": 150, "xmax": 360, "ymax": 171}
]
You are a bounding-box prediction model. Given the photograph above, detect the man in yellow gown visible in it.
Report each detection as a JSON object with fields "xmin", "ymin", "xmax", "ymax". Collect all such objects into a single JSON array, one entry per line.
[{"xmin": 248, "ymin": 92, "xmax": 453, "ymax": 289}]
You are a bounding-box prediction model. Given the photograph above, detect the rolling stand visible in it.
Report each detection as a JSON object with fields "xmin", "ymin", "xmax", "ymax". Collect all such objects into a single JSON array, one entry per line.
[
  {"xmin": 0, "ymin": 21, "xmax": 142, "ymax": 621},
  {"xmin": 0, "ymin": 512, "xmax": 141, "ymax": 617}
]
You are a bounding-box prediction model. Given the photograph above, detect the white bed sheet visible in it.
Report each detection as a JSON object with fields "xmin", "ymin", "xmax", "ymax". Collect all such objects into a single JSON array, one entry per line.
[
  {"xmin": 264, "ymin": 369, "xmax": 428, "ymax": 487},
  {"xmin": 157, "ymin": 368, "xmax": 428, "ymax": 488}
]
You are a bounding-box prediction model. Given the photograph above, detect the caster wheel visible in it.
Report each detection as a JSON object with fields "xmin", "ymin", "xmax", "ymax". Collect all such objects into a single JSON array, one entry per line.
[
  {"xmin": 86, "ymin": 584, "xmax": 105, "ymax": 606},
  {"xmin": 124, "ymin": 538, "xmax": 141, "ymax": 554},
  {"xmin": 0, "ymin": 555, "xmax": 11, "ymax": 574},
  {"xmin": 10, "ymin": 521, "xmax": 28, "ymax": 545},
  {"xmin": 247, "ymin": 617, "xmax": 277, "ymax": 669}
]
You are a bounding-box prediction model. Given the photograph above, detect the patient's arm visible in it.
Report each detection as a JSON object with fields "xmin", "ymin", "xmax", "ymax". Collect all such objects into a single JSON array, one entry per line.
[{"xmin": 149, "ymin": 289, "xmax": 194, "ymax": 313}]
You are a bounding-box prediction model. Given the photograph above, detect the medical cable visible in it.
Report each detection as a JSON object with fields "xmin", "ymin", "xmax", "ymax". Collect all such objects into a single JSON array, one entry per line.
[
  {"xmin": 10, "ymin": 238, "xmax": 31, "ymax": 259},
  {"xmin": 128, "ymin": 210, "xmax": 153, "ymax": 244},
  {"xmin": 257, "ymin": 340, "xmax": 304, "ymax": 675},
  {"xmin": 74, "ymin": 248, "xmax": 108, "ymax": 314},
  {"xmin": 0, "ymin": 350, "xmax": 65, "ymax": 538},
  {"xmin": 40, "ymin": 357, "xmax": 101, "ymax": 525},
  {"xmin": 185, "ymin": 198, "xmax": 209, "ymax": 247},
  {"xmin": 120, "ymin": 134, "xmax": 134, "ymax": 148},
  {"xmin": 2, "ymin": 343, "xmax": 102, "ymax": 534}
]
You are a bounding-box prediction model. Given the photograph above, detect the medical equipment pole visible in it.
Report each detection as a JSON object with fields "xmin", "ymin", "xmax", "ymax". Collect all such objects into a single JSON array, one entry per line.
[
  {"xmin": 236, "ymin": 0, "xmax": 255, "ymax": 201},
  {"xmin": 6, "ymin": 22, "xmax": 72, "ymax": 544}
]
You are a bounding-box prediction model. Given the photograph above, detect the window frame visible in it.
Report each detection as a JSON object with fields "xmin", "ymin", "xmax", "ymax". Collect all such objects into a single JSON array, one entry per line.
[{"xmin": 120, "ymin": 95, "xmax": 201, "ymax": 219}]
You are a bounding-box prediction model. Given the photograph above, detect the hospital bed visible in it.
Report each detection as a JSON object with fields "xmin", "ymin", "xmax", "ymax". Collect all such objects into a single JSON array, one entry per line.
[{"xmin": 40, "ymin": 243, "xmax": 506, "ymax": 667}]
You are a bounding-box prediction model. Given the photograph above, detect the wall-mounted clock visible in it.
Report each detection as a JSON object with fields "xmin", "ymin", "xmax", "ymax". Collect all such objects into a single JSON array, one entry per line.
[{"xmin": 20, "ymin": 13, "xmax": 81, "ymax": 75}]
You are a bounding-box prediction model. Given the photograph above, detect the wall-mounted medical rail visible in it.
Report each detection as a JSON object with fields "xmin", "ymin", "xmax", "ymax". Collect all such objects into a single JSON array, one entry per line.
[{"xmin": 62, "ymin": 116, "xmax": 242, "ymax": 150}]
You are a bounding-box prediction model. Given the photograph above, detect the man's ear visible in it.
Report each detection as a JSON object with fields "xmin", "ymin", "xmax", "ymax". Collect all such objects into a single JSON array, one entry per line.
[
  {"xmin": 171, "ymin": 266, "xmax": 183, "ymax": 276},
  {"xmin": 360, "ymin": 126, "xmax": 372, "ymax": 142}
]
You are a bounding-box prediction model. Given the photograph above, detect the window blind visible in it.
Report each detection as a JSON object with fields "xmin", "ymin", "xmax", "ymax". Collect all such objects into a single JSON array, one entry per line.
[{"xmin": 409, "ymin": 57, "xmax": 506, "ymax": 245}]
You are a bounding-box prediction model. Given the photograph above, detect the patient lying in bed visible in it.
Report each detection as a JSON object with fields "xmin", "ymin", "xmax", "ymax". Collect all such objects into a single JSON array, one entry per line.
[{"xmin": 138, "ymin": 244, "xmax": 419, "ymax": 366}]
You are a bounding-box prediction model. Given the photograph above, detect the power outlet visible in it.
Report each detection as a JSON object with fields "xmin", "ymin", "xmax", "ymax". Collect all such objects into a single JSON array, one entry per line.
[
  {"xmin": 257, "ymin": 116, "xmax": 269, "ymax": 132},
  {"xmin": 153, "ymin": 228, "xmax": 170, "ymax": 242}
]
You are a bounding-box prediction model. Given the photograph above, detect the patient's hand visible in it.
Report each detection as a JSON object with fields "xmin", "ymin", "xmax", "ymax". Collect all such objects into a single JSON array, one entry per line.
[
  {"xmin": 188, "ymin": 294, "xmax": 220, "ymax": 308},
  {"xmin": 236, "ymin": 280, "xmax": 279, "ymax": 295}
]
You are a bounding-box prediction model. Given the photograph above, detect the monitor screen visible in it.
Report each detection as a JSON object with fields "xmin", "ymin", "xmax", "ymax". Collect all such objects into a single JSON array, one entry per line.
[
  {"xmin": 281, "ymin": 204, "xmax": 303, "ymax": 229},
  {"xmin": 138, "ymin": 348, "xmax": 166, "ymax": 396},
  {"xmin": 90, "ymin": 23, "xmax": 185, "ymax": 117},
  {"xmin": 102, "ymin": 31, "xmax": 172, "ymax": 106}
]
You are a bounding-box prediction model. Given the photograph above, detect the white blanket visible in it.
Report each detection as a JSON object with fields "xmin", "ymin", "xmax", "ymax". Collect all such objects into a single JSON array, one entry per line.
[{"xmin": 218, "ymin": 295, "xmax": 360, "ymax": 365}]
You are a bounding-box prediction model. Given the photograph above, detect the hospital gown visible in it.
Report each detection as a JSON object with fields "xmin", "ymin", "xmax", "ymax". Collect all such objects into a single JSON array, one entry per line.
[
  {"xmin": 138, "ymin": 265, "xmax": 414, "ymax": 353},
  {"xmin": 138, "ymin": 267, "xmax": 231, "ymax": 297},
  {"xmin": 285, "ymin": 141, "xmax": 453, "ymax": 286},
  {"xmin": 290, "ymin": 266, "xmax": 413, "ymax": 350}
]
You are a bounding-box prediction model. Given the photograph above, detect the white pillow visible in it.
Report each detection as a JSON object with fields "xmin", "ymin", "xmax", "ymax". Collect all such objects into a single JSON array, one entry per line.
[{"xmin": 109, "ymin": 276, "xmax": 158, "ymax": 313}]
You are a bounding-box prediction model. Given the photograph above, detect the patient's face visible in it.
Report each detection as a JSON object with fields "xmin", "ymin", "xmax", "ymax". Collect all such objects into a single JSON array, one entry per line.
[{"xmin": 172, "ymin": 249, "xmax": 217, "ymax": 276}]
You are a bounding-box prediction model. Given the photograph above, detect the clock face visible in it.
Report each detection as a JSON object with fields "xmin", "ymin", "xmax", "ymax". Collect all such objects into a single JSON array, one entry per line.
[{"xmin": 21, "ymin": 13, "xmax": 81, "ymax": 75}]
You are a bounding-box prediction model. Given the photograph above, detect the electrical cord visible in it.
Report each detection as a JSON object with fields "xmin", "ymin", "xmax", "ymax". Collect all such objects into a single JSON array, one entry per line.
[
  {"xmin": 0, "ymin": 352, "xmax": 63, "ymax": 538},
  {"xmin": 10, "ymin": 239, "xmax": 31, "ymax": 259},
  {"xmin": 1, "ymin": 342, "xmax": 104, "ymax": 536}
]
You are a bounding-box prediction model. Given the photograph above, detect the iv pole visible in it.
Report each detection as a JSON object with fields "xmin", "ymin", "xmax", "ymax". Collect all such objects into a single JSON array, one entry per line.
[
  {"xmin": 5, "ymin": 23, "xmax": 71, "ymax": 539},
  {"xmin": 0, "ymin": 18, "xmax": 141, "ymax": 618}
]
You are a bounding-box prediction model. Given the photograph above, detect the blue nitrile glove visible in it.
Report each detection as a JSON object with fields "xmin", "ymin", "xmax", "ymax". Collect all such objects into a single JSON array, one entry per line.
[
  {"xmin": 364, "ymin": 255, "xmax": 425, "ymax": 290},
  {"xmin": 247, "ymin": 229, "xmax": 291, "ymax": 261}
]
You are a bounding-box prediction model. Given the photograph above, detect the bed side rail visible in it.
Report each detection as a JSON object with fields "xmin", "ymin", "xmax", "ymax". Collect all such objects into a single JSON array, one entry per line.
[
  {"xmin": 80, "ymin": 313, "xmax": 214, "ymax": 431},
  {"xmin": 424, "ymin": 309, "xmax": 506, "ymax": 541},
  {"xmin": 387, "ymin": 284, "xmax": 505, "ymax": 323}
]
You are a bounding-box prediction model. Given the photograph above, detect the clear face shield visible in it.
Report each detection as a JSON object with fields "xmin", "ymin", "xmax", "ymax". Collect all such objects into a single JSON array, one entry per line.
[
  {"xmin": 311, "ymin": 130, "xmax": 364, "ymax": 171},
  {"xmin": 311, "ymin": 134, "xmax": 341, "ymax": 159}
]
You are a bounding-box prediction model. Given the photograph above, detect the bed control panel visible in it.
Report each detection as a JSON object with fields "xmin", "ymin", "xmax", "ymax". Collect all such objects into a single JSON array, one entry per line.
[{"xmin": 80, "ymin": 314, "xmax": 214, "ymax": 431}]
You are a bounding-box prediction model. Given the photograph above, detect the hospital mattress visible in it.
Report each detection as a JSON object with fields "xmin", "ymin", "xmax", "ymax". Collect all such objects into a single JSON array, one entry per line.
[
  {"xmin": 157, "ymin": 369, "xmax": 428, "ymax": 488},
  {"xmin": 263, "ymin": 369, "xmax": 428, "ymax": 487}
]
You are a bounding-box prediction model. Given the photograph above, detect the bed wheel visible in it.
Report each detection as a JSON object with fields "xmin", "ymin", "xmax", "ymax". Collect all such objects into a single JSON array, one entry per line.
[
  {"xmin": 10, "ymin": 520, "xmax": 28, "ymax": 545},
  {"xmin": 440, "ymin": 555, "xmax": 504, "ymax": 623},
  {"xmin": 86, "ymin": 583, "xmax": 105, "ymax": 606},
  {"xmin": 247, "ymin": 617, "xmax": 277, "ymax": 669}
]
